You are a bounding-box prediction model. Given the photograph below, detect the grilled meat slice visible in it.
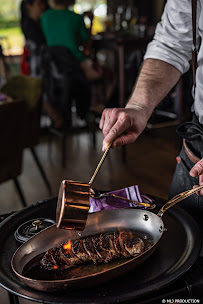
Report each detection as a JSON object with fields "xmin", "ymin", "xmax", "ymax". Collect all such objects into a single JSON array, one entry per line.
[
  {"xmin": 124, "ymin": 237, "xmax": 145, "ymax": 256},
  {"xmin": 99, "ymin": 233, "xmax": 120, "ymax": 259},
  {"xmin": 72, "ymin": 239, "xmax": 91, "ymax": 263},
  {"xmin": 83, "ymin": 237, "xmax": 101, "ymax": 264},
  {"xmin": 92, "ymin": 235, "xmax": 113, "ymax": 263},
  {"xmin": 114, "ymin": 231, "xmax": 144, "ymax": 257},
  {"xmin": 114, "ymin": 231, "xmax": 131, "ymax": 257},
  {"xmin": 59, "ymin": 243, "xmax": 81, "ymax": 266},
  {"xmin": 40, "ymin": 248, "xmax": 56, "ymax": 270},
  {"xmin": 114, "ymin": 231, "xmax": 123, "ymax": 256},
  {"xmin": 49, "ymin": 247, "xmax": 65, "ymax": 266},
  {"xmin": 40, "ymin": 246, "xmax": 69, "ymax": 270}
]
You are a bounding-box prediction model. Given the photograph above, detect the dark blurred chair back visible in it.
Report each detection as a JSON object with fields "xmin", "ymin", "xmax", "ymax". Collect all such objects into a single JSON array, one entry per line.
[
  {"xmin": 1, "ymin": 75, "xmax": 51, "ymax": 194},
  {"xmin": 1, "ymin": 75, "xmax": 42, "ymax": 147},
  {"xmin": 0, "ymin": 100, "xmax": 24, "ymax": 182},
  {"xmin": 0, "ymin": 99, "xmax": 27, "ymax": 206},
  {"xmin": 41, "ymin": 46, "xmax": 91, "ymax": 121}
]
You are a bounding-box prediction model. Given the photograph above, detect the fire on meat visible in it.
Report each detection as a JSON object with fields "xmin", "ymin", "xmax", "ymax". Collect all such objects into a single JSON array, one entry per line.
[{"xmin": 40, "ymin": 231, "xmax": 145, "ymax": 271}]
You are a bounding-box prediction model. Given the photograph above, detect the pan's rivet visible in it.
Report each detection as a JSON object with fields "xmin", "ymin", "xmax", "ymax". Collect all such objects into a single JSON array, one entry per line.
[
  {"xmin": 159, "ymin": 226, "xmax": 163, "ymax": 233},
  {"xmin": 143, "ymin": 214, "xmax": 149, "ymax": 221}
]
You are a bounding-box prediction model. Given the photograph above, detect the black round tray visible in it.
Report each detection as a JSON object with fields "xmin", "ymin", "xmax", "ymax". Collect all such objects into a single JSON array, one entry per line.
[{"xmin": 0, "ymin": 197, "xmax": 201, "ymax": 303}]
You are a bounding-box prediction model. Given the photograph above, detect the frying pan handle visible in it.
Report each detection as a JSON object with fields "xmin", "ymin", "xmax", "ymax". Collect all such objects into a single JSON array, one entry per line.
[
  {"xmin": 157, "ymin": 185, "xmax": 203, "ymax": 217},
  {"xmin": 157, "ymin": 199, "xmax": 180, "ymax": 218}
]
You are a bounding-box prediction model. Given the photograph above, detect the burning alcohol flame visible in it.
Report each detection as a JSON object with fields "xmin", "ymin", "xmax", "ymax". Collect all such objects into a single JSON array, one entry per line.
[
  {"xmin": 63, "ymin": 240, "xmax": 72, "ymax": 251},
  {"xmin": 52, "ymin": 265, "xmax": 58, "ymax": 270}
]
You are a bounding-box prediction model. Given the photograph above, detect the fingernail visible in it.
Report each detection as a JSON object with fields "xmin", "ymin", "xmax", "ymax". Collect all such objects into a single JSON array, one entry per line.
[
  {"xmin": 190, "ymin": 168, "xmax": 199, "ymax": 177},
  {"xmin": 102, "ymin": 142, "xmax": 109, "ymax": 151}
]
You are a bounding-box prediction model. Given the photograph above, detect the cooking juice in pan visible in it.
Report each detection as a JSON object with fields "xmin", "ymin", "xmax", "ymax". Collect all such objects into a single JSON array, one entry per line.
[{"xmin": 22, "ymin": 230, "xmax": 153, "ymax": 281}]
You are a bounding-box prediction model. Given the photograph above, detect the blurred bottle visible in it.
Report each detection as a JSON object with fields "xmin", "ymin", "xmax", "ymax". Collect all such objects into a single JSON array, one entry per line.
[
  {"xmin": 124, "ymin": 5, "xmax": 132, "ymax": 29},
  {"xmin": 103, "ymin": 14, "xmax": 113, "ymax": 32},
  {"xmin": 115, "ymin": 5, "xmax": 124, "ymax": 31}
]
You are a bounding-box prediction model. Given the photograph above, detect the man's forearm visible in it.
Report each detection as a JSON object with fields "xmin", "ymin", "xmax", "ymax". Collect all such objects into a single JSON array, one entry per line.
[{"xmin": 126, "ymin": 58, "xmax": 181, "ymax": 120}]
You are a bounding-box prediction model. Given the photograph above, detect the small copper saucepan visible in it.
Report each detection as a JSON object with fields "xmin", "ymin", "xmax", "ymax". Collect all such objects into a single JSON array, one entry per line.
[
  {"xmin": 56, "ymin": 180, "xmax": 90, "ymax": 231},
  {"xmin": 56, "ymin": 142, "xmax": 112, "ymax": 231}
]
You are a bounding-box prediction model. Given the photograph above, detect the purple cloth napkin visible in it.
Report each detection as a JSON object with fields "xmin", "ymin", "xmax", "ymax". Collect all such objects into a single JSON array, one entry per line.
[
  {"xmin": 89, "ymin": 185, "xmax": 154, "ymax": 213},
  {"xmin": 0, "ymin": 93, "xmax": 7, "ymax": 102}
]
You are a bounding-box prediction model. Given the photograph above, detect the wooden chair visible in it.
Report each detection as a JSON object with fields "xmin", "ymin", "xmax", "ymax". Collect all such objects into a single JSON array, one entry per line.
[
  {"xmin": 1, "ymin": 75, "xmax": 52, "ymax": 194},
  {"xmin": 0, "ymin": 99, "xmax": 27, "ymax": 207}
]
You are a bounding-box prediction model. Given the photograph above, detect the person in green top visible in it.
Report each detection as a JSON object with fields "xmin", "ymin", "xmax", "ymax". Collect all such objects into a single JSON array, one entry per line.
[{"xmin": 41, "ymin": 0, "xmax": 101, "ymax": 81}]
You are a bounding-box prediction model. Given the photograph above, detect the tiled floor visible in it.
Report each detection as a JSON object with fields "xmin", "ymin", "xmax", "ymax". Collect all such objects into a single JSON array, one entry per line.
[{"xmin": 0, "ymin": 125, "xmax": 180, "ymax": 303}]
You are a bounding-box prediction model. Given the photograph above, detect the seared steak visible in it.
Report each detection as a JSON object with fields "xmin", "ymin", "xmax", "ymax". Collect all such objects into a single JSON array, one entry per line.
[{"xmin": 40, "ymin": 231, "xmax": 145, "ymax": 270}]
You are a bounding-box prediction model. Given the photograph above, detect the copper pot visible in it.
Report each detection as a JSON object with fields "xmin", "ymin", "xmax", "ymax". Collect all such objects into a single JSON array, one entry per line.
[
  {"xmin": 56, "ymin": 180, "xmax": 90, "ymax": 231},
  {"xmin": 56, "ymin": 143, "xmax": 112, "ymax": 231}
]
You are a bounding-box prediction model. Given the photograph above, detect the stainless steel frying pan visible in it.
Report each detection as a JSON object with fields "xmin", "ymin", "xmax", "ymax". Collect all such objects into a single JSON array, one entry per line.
[
  {"xmin": 12, "ymin": 185, "xmax": 203, "ymax": 292},
  {"xmin": 11, "ymin": 198, "xmax": 182, "ymax": 292}
]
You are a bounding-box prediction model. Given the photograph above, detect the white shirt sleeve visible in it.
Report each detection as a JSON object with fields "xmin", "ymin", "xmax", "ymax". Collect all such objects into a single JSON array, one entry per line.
[{"xmin": 144, "ymin": 0, "xmax": 200, "ymax": 74}]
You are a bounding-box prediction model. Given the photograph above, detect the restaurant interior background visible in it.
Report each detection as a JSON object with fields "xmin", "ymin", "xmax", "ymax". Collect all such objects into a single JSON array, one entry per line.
[{"xmin": 0, "ymin": 0, "xmax": 191, "ymax": 215}]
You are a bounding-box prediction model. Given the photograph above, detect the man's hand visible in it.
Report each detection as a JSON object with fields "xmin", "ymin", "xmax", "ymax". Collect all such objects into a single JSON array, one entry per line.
[
  {"xmin": 99, "ymin": 105, "xmax": 149, "ymax": 151},
  {"xmin": 99, "ymin": 59, "xmax": 181, "ymax": 151},
  {"xmin": 190, "ymin": 159, "xmax": 203, "ymax": 195}
]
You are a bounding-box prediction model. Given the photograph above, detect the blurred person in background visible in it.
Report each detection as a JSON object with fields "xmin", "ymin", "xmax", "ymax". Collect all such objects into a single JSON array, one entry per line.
[
  {"xmin": 39, "ymin": 0, "xmax": 104, "ymax": 125},
  {"xmin": 20, "ymin": 0, "xmax": 48, "ymax": 76},
  {"xmin": 41, "ymin": 0, "xmax": 102, "ymax": 81},
  {"xmin": 20, "ymin": 0, "xmax": 64, "ymax": 128}
]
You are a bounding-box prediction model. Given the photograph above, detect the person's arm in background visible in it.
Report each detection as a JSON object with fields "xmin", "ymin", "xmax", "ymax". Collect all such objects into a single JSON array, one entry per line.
[
  {"xmin": 100, "ymin": 58, "xmax": 181, "ymax": 150},
  {"xmin": 100, "ymin": 0, "xmax": 203, "ymax": 192}
]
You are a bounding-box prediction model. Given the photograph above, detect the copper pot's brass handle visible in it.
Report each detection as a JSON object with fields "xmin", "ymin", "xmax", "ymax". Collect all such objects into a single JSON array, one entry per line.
[
  {"xmin": 157, "ymin": 185, "xmax": 203, "ymax": 217},
  {"xmin": 89, "ymin": 142, "xmax": 112, "ymax": 186},
  {"xmin": 91, "ymin": 193, "xmax": 151, "ymax": 208}
]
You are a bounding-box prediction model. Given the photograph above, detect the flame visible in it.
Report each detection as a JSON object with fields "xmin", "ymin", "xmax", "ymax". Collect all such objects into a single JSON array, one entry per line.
[
  {"xmin": 63, "ymin": 240, "xmax": 72, "ymax": 251},
  {"xmin": 52, "ymin": 265, "xmax": 58, "ymax": 270}
]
